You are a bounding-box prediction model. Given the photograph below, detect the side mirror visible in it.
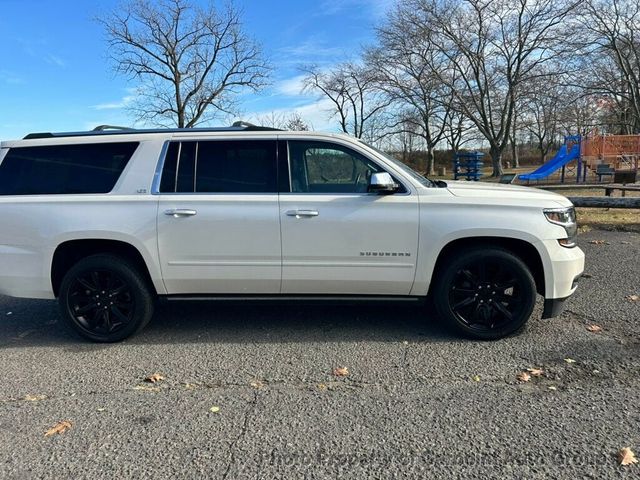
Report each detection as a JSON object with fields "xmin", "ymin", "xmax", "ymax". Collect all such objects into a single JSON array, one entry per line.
[{"xmin": 368, "ymin": 172, "xmax": 399, "ymax": 194}]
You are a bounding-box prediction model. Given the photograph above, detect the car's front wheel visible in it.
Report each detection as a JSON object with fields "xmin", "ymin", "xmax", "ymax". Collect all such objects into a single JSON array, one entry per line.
[
  {"xmin": 58, "ymin": 254, "xmax": 154, "ymax": 342},
  {"xmin": 433, "ymin": 247, "xmax": 537, "ymax": 340}
]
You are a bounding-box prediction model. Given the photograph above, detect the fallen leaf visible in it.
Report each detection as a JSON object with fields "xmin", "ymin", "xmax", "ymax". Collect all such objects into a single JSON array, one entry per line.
[
  {"xmin": 626, "ymin": 294, "xmax": 639, "ymax": 302},
  {"xmin": 589, "ymin": 240, "xmax": 607, "ymax": 245},
  {"xmin": 621, "ymin": 241, "xmax": 632, "ymax": 245},
  {"xmin": 586, "ymin": 324, "xmax": 602, "ymax": 333},
  {"xmin": 250, "ymin": 380, "xmax": 264, "ymax": 389},
  {"xmin": 44, "ymin": 420, "xmax": 72, "ymax": 437},
  {"xmin": 548, "ymin": 386, "xmax": 557, "ymax": 391},
  {"xmin": 618, "ymin": 447, "xmax": 638, "ymax": 466},
  {"xmin": 564, "ymin": 358, "xmax": 576, "ymax": 364},
  {"xmin": 24, "ymin": 394, "xmax": 47, "ymax": 402},
  {"xmin": 144, "ymin": 373, "xmax": 165, "ymax": 383},
  {"xmin": 472, "ymin": 375, "xmax": 481, "ymax": 382},
  {"xmin": 516, "ymin": 372, "xmax": 531, "ymax": 382},
  {"xmin": 526, "ymin": 368, "xmax": 544, "ymax": 377},
  {"xmin": 209, "ymin": 406, "xmax": 220, "ymax": 413},
  {"xmin": 332, "ymin": 367, "xmax": 349, "ymax": 377},
  {"xmin": 317, "ymin": 383, "xmax": 327, "ymax": 391},
  {"xmin": 133, "ymin": 385, "xmax": 160, "ymax": 392}
]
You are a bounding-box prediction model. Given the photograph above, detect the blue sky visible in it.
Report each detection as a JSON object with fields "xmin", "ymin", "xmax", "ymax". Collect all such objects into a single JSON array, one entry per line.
[{"xmin": 0, "ymin": 0, "xmax": 393, "ymax": 140}]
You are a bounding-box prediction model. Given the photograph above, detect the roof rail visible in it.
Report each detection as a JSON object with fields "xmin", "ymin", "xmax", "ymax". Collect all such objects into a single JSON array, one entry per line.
[
  {"xmin": 22, "ymin": 122, "xmax": 281, "ymax": 140},
  {"xmin": 93, "ymin": 125, "xmax": 134, "ymax": 132},
  {"xmin": 232, "ymin": 120, "xmax": 257, "ymax": 128}
]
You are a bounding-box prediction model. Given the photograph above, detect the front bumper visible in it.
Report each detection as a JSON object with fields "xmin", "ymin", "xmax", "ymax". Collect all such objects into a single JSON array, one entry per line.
[
  {"xmin": 539, "ymin": 238, "xmax": 584, "ymax": 318},
  {"xmin": 541, "ymin": 240, "xmax": 585, "ymax": 299}
]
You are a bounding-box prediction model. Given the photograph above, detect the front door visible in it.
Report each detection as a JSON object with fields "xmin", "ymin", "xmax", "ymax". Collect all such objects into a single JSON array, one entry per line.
[
  {"xmin": 156, "ymin": 139, "xmax": 281, "ymax": 294},
  {"xmin": 279, "ymin": 140, "xmax": 419, "ymax": 295}
]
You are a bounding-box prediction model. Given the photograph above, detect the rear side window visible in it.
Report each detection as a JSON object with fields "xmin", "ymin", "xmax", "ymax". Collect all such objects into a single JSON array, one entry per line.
[
  {"xmin": 0, "ymin": 142, "xmax": 138, "ymax": 195},
  {"xmin": 159, "ymin": 140, "xmax": 277, "ymax": 193}
]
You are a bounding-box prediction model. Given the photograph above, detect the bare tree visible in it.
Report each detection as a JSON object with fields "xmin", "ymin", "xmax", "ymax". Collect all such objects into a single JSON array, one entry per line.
[
  {"xmin": 301, "ymin": 62, "xmax": 393, "ymax": 140},
  {"xmin": 368, "ymin": 10, "xmax": 455, "ymax": 175},
  {"xmin": 283, "ymin": 112, "xmax": 310, "ymax": 131},
  {"xmin": 399, "ymin": 0, "xmax": 576, "ymax": 176},
  {"xmin": 253, "ymin": 111, "xmax": 310, "ymax": 130},
  {"xmin": 98, "ymin": 0, "xmax": 270, "ymax": 127},
  {"xmin": 578, "ymin": 0, "xmax": 640, "ymax": 133},
  {"xmin": 521, "ymin": 78, "xmax": 563, "ymax": 162},
  {"xmin": 442, "ymin": 109, "xmax": 478, "ymax": 156}
]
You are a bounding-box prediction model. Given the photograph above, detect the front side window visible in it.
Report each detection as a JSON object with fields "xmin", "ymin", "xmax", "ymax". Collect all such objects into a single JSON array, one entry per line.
[
  {"xmin": 0, "ymin": 142, "xmax": 138, "ymax": 195},
  {"xmin": 289, "ymin": 141, "xmax": 384, "ymax": 193},
  {"xmin": 159, "ymin": 140, "xmax": 277, "ymax": 193}
]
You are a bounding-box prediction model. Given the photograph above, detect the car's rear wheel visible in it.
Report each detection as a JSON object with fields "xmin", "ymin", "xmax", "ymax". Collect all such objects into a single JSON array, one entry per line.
[
  {"xmin": 433, "ymin": 248, "xmax": 536, "ymax": 340},
  {"xmin": 58, "ymin": 254, "xmax": 154, "ymax": 342}
]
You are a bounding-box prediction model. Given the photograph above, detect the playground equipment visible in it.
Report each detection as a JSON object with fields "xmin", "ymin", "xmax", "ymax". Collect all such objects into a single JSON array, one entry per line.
[
  {"xmin": 453, "ymin": 152, "xmax": 484, "ymax": 181},
  {"xmin": 518, "ymin": 132, "xmax": 640, "ymax": 184}
]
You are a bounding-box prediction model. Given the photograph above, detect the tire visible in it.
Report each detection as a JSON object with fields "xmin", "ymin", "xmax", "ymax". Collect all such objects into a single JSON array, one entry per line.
[
  {"xmin": 433, "ymin": 247, "xmax": 536, "ymax": 340},
  {"xmin": 58, "ymin": 254, "xmax": 155, "ymax": 342}
]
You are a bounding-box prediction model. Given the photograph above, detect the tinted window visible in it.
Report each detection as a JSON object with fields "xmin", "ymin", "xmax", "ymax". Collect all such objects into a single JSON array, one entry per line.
[
  {"xmin": 160, "ymin": 140, "xmax": 277, "ymax": 193},
  {"xmin": 289, "ymin": 141, "xmax": 383, "ymax": 193},
  {"xmin": 196, "ymin": 140, "xmax": 277, "ymax": 193},
  {"xmin": 159, "ymin": 142, "xmax": 179, "ymax": 193},
  {"xmin": 0, "ymin": 143, "xmax": 138, "ymax": 195},
  {"xmin": 159, "ymin": 141, "xmax": 199, "ymax": 193}
]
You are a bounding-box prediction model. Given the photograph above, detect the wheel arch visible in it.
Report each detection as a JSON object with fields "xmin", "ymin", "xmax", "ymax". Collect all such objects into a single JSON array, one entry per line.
[
  {"xmin": 427, "ymin": 236, "xmax": 546, "ymax": 298},
  {"xmin": 51, "ymin": 239, "xmax": 158, "ymax": 297}
]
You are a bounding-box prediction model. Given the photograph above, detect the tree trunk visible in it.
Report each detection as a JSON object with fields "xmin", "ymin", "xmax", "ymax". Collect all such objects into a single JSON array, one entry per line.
[
  {"xmin": 489, "ymin": 145, "xmax": 504, "ymax": 177},
  {"xmin": 425, "ymin": 147, "xmax": 435, "ymax": 176},
  {"xmin": 511, "ymin": 137, "xmax": 520, "ymax": 168}
]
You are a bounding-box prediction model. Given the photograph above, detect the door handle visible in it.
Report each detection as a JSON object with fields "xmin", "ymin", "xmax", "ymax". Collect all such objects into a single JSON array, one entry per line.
[
  {"xmin": 286, "ymin": 209, "xmax": 319, "ymax": 218},
  {"xmin": 164, "ymin": 208, "xmax": 197, "ymax": 217}
]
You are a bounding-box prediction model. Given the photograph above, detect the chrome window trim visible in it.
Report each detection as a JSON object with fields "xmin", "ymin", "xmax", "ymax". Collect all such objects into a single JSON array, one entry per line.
[
  {"xmin": 284, "ymin": 139, "xmax": 412, "ymax": 197},
  {"xmin": 193, "ymin": 141, "xmax": 199, "ymax": 192},
  {"xmin": 151, "ymin": 140, "xmax": 171, "ymax": 195},
  {"xmin": 173, "ymin": 141, "xmax": 183, "ymax": 192}
]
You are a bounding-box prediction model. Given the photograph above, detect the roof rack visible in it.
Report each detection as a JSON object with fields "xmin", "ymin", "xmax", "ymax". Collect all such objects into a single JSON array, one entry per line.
[
  {"xmin": 23, "ymin": 121, "xmax": 281, "ymax": 140},
  {"xmin": 93, "ymin": 125, "xmax": 135, "ymax": 132}
]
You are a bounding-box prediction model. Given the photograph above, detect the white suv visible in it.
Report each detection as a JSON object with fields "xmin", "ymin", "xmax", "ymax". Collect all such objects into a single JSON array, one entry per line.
[{"xmin": 0, "ymin": 124, "xmax": 584, "ymax": 342}]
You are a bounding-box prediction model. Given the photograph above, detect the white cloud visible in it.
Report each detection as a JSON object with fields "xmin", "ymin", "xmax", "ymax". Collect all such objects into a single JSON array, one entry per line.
[
  {"xmin": 0, "ymin": 70, "xmax": 24, "ymax": 85},
  {"xmin": 91, "ymin": 89, "xmax": 138, "ymax": 110},
  {"xmin": 318, "ymin": 0, "xmax": 393, "ymax": 17},
  {"xmin": 44, "ymin": 54, "xmax": 65, "ymax": 67},
  {"xmin": 278, "ymin": 40, "xmax": 345, "ymax": 60},
  {"xmin": 275, "ymin": 75, "xmax": 308, "ymax": 97},
  {"xmin": 246, "ymin": 97, "xmax": 339, "ymax": 132}
]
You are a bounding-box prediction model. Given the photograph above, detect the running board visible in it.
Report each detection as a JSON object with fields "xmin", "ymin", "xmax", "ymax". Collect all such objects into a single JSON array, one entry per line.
[{"xmin": 161, "ymin": 295, "xmax": 424, "ymax": 304}]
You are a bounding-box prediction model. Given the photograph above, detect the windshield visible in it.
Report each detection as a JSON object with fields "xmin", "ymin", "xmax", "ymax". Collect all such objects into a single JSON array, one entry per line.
[{"xmin": 361, "ymin": 142, "xmax": 435, "ymax": 188}]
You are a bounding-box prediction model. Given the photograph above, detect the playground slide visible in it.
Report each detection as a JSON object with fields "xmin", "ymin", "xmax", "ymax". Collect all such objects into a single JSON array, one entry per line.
[{"xmin": 518, "ymin": 144, "xmax": 580, "ymax": 181}]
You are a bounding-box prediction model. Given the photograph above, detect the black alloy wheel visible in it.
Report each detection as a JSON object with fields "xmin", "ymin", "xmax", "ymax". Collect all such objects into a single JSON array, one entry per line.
[
  {"xmin": 434, "ymin": 248, "xmax": 536, "ymax": 339},
  {"xmin": 59, "ymin": 254, "xmax": 154, "ymax": 342}
]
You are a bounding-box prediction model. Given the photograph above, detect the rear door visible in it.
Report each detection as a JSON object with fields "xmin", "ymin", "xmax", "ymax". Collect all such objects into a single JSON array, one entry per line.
[{"xmin": 156, "ymin": 138, "xmax": 281, "ymax": 294}]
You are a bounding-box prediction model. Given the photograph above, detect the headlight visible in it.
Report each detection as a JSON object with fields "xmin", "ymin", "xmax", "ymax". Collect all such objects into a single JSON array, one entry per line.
[{"xmin": 544, "ymin": 207, "xmax": 578, "ymax": 248}]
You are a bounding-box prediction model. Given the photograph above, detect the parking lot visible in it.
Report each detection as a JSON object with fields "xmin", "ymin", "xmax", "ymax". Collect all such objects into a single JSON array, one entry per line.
[{"xmin": 0, "ymin": 229, "xmax": 638, "ymax": 479}]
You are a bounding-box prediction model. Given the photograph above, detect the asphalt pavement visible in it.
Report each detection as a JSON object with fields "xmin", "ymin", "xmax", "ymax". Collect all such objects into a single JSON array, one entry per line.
[{"xmin": 0, "ymin": 229, "xmax": 639, "ymax": 479}]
